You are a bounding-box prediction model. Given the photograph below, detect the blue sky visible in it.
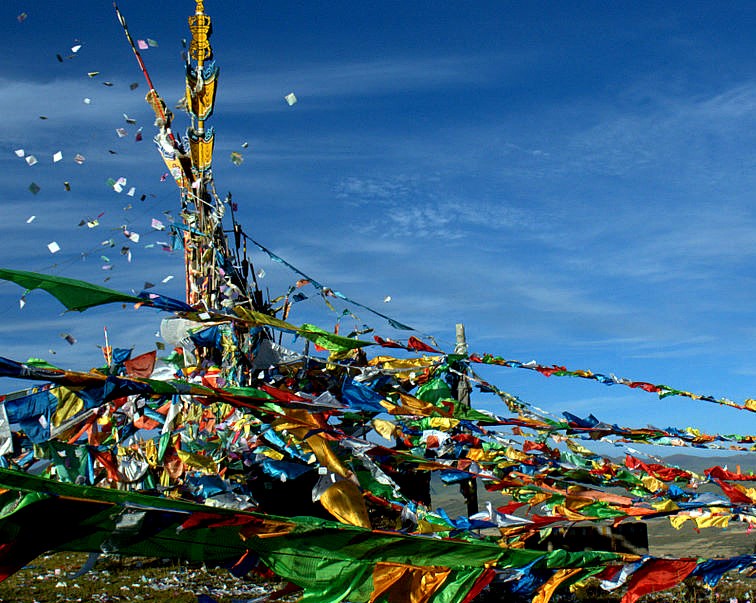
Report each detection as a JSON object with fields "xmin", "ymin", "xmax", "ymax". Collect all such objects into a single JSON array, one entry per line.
[{"xmin": 1, "ymin": 1, "xmax": 756, "ymax": 439}]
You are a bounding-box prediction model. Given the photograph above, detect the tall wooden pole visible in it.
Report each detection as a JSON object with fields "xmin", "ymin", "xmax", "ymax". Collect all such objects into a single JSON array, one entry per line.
[{"xmin": 455, "ymin": 323, "xmax": 478, "ymax": 517}]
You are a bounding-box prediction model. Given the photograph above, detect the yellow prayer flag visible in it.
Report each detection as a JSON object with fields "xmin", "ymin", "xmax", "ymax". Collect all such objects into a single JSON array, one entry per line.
[
  {"xmin": 532, "ymin": 568, "xmax": 582, "ymax": 603},
  {"xmin": 370, "ymin": 562, "xmax": 451, "ymax": 603},
  {"xmin": 651, "ymin": 499, "xmax": 679, "ymax": 512},
  {"xmin": 51, "ymin": 386, "xmax": 84, "ymax": 427},
  {"xmin": 176, "ymin": 449, "xmax": 217, "ymax": 473},
  {"xmin": 373, "ymin": 418, "xmax": 398, "ymax": 440},
  {"xmin": 319, "ymin": 479, "xmax": 371, "ymax": 529}
]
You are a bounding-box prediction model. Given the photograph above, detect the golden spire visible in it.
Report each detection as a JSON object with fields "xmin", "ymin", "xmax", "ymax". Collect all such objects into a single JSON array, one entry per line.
[
  {"xmin": 186, "ymin": 0, "xmax": 217, "ymax": 169},
  {"xmin": 188, "ymin": 3, "xmax": 212, "ymax": 63}
]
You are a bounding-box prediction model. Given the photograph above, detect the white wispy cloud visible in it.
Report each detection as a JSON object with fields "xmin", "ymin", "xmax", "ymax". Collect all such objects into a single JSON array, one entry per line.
[{"xmin": 218, "ymin": 54, "xmax": 516, "ymax": 112}]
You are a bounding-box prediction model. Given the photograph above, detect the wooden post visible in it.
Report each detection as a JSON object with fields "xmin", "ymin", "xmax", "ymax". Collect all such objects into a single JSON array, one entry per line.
[
  {"xmin": 455, "ymin": 323, "xmax": 478, "ymax": 517},
  {"xmin": 454, "ymin": 324, "xmax": 472, "ymax": 408}
]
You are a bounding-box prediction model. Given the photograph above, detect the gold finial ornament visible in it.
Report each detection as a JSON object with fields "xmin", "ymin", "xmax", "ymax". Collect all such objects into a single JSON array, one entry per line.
[
  {"xmin": 188, "ymin": 12, "xmax": 212, "ymax": 62},
  {"xmin": 195, "ymin": 0, "xmax": 205, "ymax": 13}
]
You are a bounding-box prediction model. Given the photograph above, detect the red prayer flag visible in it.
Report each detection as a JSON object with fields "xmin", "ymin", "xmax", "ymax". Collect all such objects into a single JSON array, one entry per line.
[
  {"xmin": 714, "ymin": 478, "xmax": 755, "ymax": 504},
  {"xmin": 460, "ymin": 568, "xmax": 496, "ymax": 603},
  {"xmin": 124, "ymin": 350, "xmax": 157, "ymax": 378},
  {"xmin": 705, "ymin": 465, "xmax": 752, "ymax": 481},
  {"xmin": 373, "ymin": 335, "xmax": 404, "ymax": 349},
  {"xmin": 407, "ymin": 336, "xmax": 441, "ymax": 353},
  {"xmin": 627, "ymin": 381, "xmax": 660, "ymax": 392},
  {"xmin": 621, "ymin": 559, "xmax": 697, "ymax": 603},
  {"xmin": 535, "ymin": 365, "xmax": 567, "ymax": 377}
]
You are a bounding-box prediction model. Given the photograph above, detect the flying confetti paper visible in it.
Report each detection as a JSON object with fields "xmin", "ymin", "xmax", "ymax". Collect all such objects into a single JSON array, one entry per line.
[
  {"xmin": 285, "ymin": 92, "xmax": 297, "ymax": 106},
  {"xmin": 29, "ymin": 183, "xmax": 40, "ymax": 195},
  {"xmin": 64, "ymin": 182, "xmax": 71, "ymax": 192},
  {"xmin": 129, "ymin": 82, "xmax": 139, "ymax": 90},
  {"xmin": 17, "ymin": 12, "xmax": 27, "ymax": 23},
  {"xmin": 47, "ymin": 241, "xmax": 60, "ymax": 254},
  {"xmin": 383, "ymin": 296, "xmax": 392, "ymax": 303},
  {"xmin": 123, "ymin": 114, "xmax": 137, "ymax": 125},
  {"xmin": 147, "ymin": 39, "xmax": 158, "ymax": 47},
  {"xmin": 115, "ymin": 128, "xmax": 127, "ymax": 138},
  {"xmin": 135, "ymin": 128, "xmax": 143, "ymax": 142},
  {"xmin": 112, "ymin": 177, "xmax": 127, "ymax": 193},
  {"xmin": 127, "ymin": 187, "xmax": 136, "ymax": 197},
  {"xmin": 53, "ymin": 151, "xmax": 63, "ymax": 163},
  {"xmin": 61, "ymin": 333, "xmax": 77, "ymax": 345},
  {"xmin": 137, "ymin": 39, "xmax": 149, "ymax": 50},
  {"xmin": 74, "ymin": 154, "xmax": 85, "ymax": 164},
  {"xmin": 14, "ymin": 149, "xmax": 24, "ymax": 158},
  {"xmin": 87, "ymin": 71, "xmax": 99, "ymax": 78},
  {"xmin": 25, "ymin": 155, "xmax": 37, "ymax": 166},
  {"xmin": 83, "ymin": 98, "xmax": 91, "ymax": 104},
  {"xmin": 161, "ymin": 275, "xmax": 174, "ymax": 283},
  {"xmin": 230, "ymin": 152, "xmax": 243, "ymax": 166},
  {"xmin": 71, "ymin": 44, "xmax": 82, "ymax": 54},
  {"xmin": 26, "ymin": 216, "xmax": 36, "ymax": 224},
  {"xmin": 151, "ymin": 218, "xmax": 165, "ymax": 231}
]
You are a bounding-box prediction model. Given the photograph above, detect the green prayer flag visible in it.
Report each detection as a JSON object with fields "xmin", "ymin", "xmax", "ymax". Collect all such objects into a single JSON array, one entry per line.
[
  {"xmin": 416, "ymin": 378, "xmax": 454, "ymax": 404},
  {"xmin": 298, "ymin": 323, "xmax": 373, "ymax": 353},
  {"xmin": 0, "ymin": 268, "xmax": 143, "ymax": 312}
]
